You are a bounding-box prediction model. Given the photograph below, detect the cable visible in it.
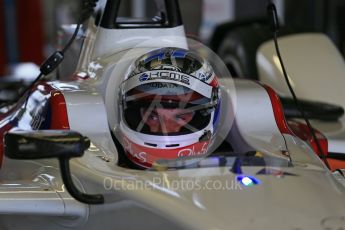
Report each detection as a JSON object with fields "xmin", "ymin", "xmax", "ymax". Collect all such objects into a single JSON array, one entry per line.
[
  {"xmin": 267, "ymin": 3, "xmax": 331, "ymax": 169},
  {"xmin": 0, "ymin": 0, "xmax": 98, "ymax": 109},
  {"xmin": 62, "ymin": 0, "xmax": 98, "ymax": 53}
]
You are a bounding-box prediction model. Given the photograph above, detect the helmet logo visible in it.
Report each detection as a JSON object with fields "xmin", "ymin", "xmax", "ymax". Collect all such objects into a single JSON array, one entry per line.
[
  {"xmin": 177, "ymin": 142, "xmax": 208, "ymax": 157},
  {"xmin": 139, "ymin": 73, "xmax": 150, "ymax": 82},
  {"xmin": 137, "ymin": 70, "xmax": 190, "ymax": 85},
  {"xmin": 123, "ymin": 137, "xmax": 148, "ymax": 163},
  {"xmin": 198, "ymin": 73, "xmax": 207, "ymax": 81}
]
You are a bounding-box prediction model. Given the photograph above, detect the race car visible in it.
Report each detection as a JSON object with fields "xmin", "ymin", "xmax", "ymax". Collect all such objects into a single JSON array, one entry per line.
[{"xmin": 0, "ymin": 1, "xmax": 344, "ymax": 230}]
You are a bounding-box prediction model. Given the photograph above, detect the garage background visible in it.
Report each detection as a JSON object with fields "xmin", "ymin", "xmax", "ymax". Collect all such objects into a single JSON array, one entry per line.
[{"xmin": 0, "ymin": 0, "xmax": 344, "ymax": 78}]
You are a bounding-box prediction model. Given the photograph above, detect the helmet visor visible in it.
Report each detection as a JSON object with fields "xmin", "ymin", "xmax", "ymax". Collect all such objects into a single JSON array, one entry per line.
[{"xmin": 122, "ymin": 81, "xmax": 218, "ymax": 135}]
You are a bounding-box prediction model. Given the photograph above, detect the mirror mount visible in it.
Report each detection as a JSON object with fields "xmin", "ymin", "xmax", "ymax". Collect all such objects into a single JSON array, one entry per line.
[{"xmin": 59, "ymin": 157, "xmax": 104, "ymax": 204}]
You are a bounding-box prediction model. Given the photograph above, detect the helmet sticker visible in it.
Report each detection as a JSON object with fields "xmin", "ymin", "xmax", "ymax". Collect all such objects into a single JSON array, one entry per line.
[{"xmin": 123, "ymin": 71, "xmax": 213, "ymax": 98}]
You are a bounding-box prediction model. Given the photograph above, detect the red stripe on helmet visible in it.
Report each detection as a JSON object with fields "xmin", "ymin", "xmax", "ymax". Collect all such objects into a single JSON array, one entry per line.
[{"xmin": 122, "ymin": 136, "xmax": 210, "ymax": 169}]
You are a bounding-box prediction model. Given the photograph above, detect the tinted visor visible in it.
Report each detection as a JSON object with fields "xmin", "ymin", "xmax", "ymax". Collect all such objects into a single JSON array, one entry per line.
[
  {"xmin": 133, "ymin": 49, "xmax": 204, "ymax": 75},
  {"xmin": 122, "ymin": 82, "xmax": 216, "ymax": 135}
]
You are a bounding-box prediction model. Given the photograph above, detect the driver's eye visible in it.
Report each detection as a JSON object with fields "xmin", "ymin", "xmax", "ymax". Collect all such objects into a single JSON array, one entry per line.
[
  {"xmin": 148, "ymin": 113, "xmax": 159, "ymax": 121},
  {"xmin": 175, "ymin": 113, "xmax": 192, "ymax": 121},
  {"xmin": 175, "ymin": 115, "xmax": 186, "ymax": 121}
]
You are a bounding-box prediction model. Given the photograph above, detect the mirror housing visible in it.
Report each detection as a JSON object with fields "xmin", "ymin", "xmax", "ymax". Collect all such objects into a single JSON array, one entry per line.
[
  {"xmin": 5, "ymin": 130, "xmax": 90, "ymax": 159},
  {"xmin": 4, "ymin": 130, "xmax": 104, "ymax": 204}
]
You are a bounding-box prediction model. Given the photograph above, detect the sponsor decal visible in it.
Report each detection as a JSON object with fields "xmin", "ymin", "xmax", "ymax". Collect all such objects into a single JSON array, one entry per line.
[
  {"xmin": 177, "ymin": 142, "xmax": 208, "ymax": 157},
  {"xmin": 139, "ymin": 73, "xmax": 149, "ymax": 82},
  {"xmin": 138, "ymin": 71, "xmax": 190, "ymax": 85},
  {"xmin": 122, "ymin": 136, "xmax": 210, "ymax": 167},
  {"xmin": 30, "ymin": 106, "xmax": 47, "ymax": 130},
  {"xmin": 133, "ymin": 152, "xmax": 147, "ymax": 163},
  {"xmin": 198, "ymin": 73, "xmax": 207, "ymax": 81},
  {"xmin": 196, "ymin": 70, "xmax": 212, "ymax": 82},
  {"xmin": 123, "ymin": 137, "xmax": 148, "ymax": 163},
  {"xmin": 145, "ymin": 82, "xmax": 179, "ymax": 89}
]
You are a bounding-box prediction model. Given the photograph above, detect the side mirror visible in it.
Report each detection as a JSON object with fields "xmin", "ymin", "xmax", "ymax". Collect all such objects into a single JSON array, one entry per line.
[
  {"xmin": 4, "ymin": 130, "xmax": 104, "ymax": 204},
  {"xmin": 5, "ymin": 130, "xmax": 90, "ymax": 159}
]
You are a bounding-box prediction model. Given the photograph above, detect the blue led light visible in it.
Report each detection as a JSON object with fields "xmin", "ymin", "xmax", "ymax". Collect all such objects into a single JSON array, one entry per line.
[
  {"xmin": 241, "ymin": 177, "xmax": 254, "ymax": 186},
  {"xmin": 236, "ymin": 176, "xmax": 260, "ymax": 187}
]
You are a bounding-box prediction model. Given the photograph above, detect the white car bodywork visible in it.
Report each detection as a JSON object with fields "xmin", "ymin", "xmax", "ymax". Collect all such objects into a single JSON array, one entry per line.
[
  {"xmin": 1, "ymin": 77, "xmax": 345, "ymax": 229},
  {"xmin": 257, "ymin": 33, "xmax": 345, "ymax": 154},
  {"xmin": 0, "ymin": 2, "xmax": 345, "ymax": 230}
]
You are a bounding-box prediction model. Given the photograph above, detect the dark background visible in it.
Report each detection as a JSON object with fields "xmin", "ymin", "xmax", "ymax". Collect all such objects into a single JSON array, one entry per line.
[{"xmin": 0, "ymin": 0, "xmax": 344, "ymax": 78}]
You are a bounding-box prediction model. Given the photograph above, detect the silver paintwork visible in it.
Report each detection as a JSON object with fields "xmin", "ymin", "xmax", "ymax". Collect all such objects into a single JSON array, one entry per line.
[
  {"xmin": 1, "ymin": 76, "xmax": 344, "ymax": 229},
  {"xmin": 257, "ymin": 33, "xmax": 345, "ymax": 154},
  {"xmin": 1, "ymin": 12, "xmax": 345, "ymax": 230}
]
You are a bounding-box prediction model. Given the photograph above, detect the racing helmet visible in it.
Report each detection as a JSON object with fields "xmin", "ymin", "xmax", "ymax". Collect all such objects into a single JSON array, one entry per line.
[{"xmin": 118, "ymin": 47, "xmax": 220, "ymax": 169}]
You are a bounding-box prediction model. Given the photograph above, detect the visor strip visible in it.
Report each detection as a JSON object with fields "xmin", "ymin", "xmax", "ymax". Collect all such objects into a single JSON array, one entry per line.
[{"xmin": 123, "ymin": 70, "xmax": 213, "ymax": 98}]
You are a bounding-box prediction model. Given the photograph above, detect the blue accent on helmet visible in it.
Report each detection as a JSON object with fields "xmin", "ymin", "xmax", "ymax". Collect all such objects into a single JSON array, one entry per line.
[
  {"xmin": 172, "ymin": 49, "xmax": 187, "ymax": 58},
  {"xmin": 143, "ymin": 52, "xmax": 165, "ymax": 64},
  {"xmin": 213, "ymin": 99, "xmax": 221, "ymax": 127},
  {"xmin": 198, "ymin": 73, "xmax": 207, "ymax": 81},
  {"xmin": 143, "ymin": 49, "xmax": 187, "ymax": 64},
  {"xmin": 139, "ymin": 73, "xmax": 149, "ymax": 82}
]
